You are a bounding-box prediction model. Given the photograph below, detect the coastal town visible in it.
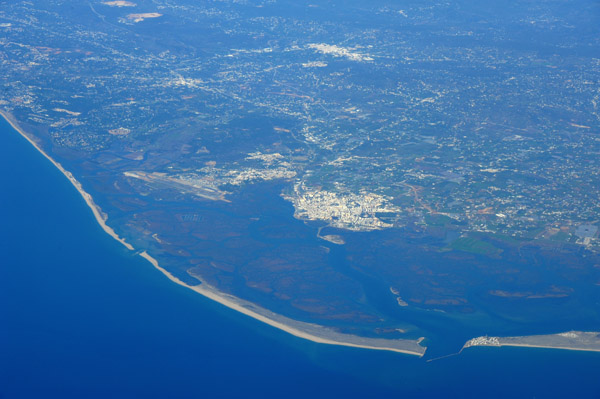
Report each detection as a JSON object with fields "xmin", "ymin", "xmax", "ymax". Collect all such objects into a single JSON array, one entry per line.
[
  {"xmin": 462, "ymin": 331, "xmax": 600, "ymax": 353},
  {"xmin": 463, "ymin": 336, "xmax": 501, "ymax": 349},
  {"xmin": 282, "ymin": 183, "xmax": 402, "ymax": 231}
]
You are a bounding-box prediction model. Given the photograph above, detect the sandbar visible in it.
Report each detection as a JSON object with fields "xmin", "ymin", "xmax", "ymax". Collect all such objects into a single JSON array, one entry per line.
[
  {"xmin": 140, "ymin": 252, "xmax": 425, "ymax": 356},
  {"xmin": 463, "ymin": 331, "xmax": 600, "ymax": 353}
]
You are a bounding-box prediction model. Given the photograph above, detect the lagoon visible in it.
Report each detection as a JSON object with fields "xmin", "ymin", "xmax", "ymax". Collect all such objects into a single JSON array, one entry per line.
[{"xmin": 1, "ymin": 116, "xmax": 599, "ymax": 398}]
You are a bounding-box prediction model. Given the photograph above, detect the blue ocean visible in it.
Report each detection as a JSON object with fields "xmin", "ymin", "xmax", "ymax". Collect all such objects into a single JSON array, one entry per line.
[{"xmin": 1, "ymin": 116, "xmax": 599, "ymax": 398}]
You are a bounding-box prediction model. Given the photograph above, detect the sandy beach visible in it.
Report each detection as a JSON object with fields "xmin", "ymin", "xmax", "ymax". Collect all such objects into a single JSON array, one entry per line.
[
  {"xmin": 0, "ymin": 111, "xmax": 134, "ymax": 251},
  {"xmin": 463, "ymin": 331, "xmax": 600, "ymax": 354},
  {"xmin": 139, "ymin": 252, "xmax": 426, "ymax": 356},
  {"xmin": 495, "ymin": 343, "xmax": 600, "ymax": 353},
  {"xmin": 2, "ymin": 110, "xmax": 426, "ymax": 357}
]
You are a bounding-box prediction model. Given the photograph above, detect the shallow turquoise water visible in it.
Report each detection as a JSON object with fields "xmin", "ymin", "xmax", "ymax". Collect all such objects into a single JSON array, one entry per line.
[{"xmin": 1, "ymin": 116, "xmax": 599, "ymax": 398}]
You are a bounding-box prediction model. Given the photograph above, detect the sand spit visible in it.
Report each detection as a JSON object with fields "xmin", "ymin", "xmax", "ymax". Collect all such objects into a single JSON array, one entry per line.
[
  {"xmin": 140, "ymin": 252, "xmax": 426, "ymax": 356},
  {"xmin": 463, "ymin": 331, "xmax": 600, "ymax": 354},
  {"xmin": 1, "ymin": 110, "xmax": 425, "ymax": 357},
  {"xmin": 0, "ymin": 111, "xmax": 133, "ymax": 251}
]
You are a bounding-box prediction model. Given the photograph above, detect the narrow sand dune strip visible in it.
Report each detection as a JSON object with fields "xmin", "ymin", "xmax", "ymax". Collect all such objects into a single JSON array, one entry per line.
[
  {"xmin": 463, "ymin": 331, "xmax": 600, "ymax": 353},
  {"xmin": 0, "ymin": 111, "xmax": 133, "ymax": 251},
  {"xmin": 139, "ymin": 252, "xmax": 426, "ymax": 356}
]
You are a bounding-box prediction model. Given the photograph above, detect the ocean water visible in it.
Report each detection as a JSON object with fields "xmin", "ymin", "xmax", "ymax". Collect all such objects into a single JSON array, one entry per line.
[{"xmin": 1, "ymin": 116, "xmax": 599, "ymax": 398}]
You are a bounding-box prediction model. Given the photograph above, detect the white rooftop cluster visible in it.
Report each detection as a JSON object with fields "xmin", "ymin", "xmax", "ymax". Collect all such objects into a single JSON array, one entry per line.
[
  {"xmin": 245, "ymin": 151, "xmax": 285, "ymax": 165},
  {"xmin": 464, "ymin": 336, "xmax": 501, "ymax": 348},
  {"xmin": 226, "ymin": 168, "xmax": 297, "ymax": 186},
  {"xmin": 307, "ymin": 43, "xmax": 374, "ymax": 62},
  {"xmin": 283, "ymin": 183, "xmax": 400, "ymax": 231},
  {"xmin": 101, "ymin": 1, "xmax": 136, "ymax": 6},
  {"xmin": 558, "ymin": 331, "xmax": 579, "ymax": 339},
  {"xmin": 302, "ymin": 61, "xmax": 328, "ymax": 68},
  {"xmin": 168, "ymin": 76, "xmax": 204, "ymax": 88}
]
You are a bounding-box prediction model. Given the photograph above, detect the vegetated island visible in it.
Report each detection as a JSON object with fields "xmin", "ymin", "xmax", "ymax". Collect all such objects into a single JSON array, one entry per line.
[
  {"xmin": 463, "ymin": 331, "xmax": 600, "ymax": 353},
  {"xmin": 0, "ymin": 110, "xmax": 426, "ymax": 358}
]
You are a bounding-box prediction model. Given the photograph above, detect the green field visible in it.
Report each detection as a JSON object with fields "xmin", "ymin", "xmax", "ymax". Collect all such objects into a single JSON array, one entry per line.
[{"xmin": 449, "ymin": 236, "xmax": 503, "ymax": 256}]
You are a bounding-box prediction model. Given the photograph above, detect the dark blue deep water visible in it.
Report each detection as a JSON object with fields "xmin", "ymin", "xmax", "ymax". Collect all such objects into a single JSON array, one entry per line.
[{"xmin": 1, "ymin": 116, "xmax": 599, "ymax": 398}]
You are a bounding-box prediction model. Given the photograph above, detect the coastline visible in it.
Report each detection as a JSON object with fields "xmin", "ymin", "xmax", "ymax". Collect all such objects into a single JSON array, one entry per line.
[
  {"xmin": 1, "ymin": 110, "xmax": 426, "ymax": 357},
  {"xmin": 495, "ymin": 343, "xmax": 600, "ymax": 353},
  {"xmin": 0, "ymin": 110, "xmax": 134, "ymax": 251},
  {"xmin": 462, "ymin": 331, "xmax": 600, "ymax": 354},
  {"xmin": 141, "ymin": 252, "xmax": 426, "ymax": 356}
]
